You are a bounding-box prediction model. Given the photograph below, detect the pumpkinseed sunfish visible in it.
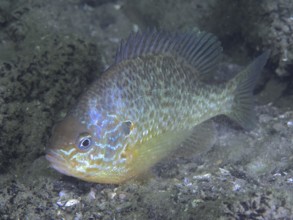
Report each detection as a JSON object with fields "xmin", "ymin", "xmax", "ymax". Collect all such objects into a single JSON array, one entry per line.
[{"xmin": 46, "ymin": 29, "xmax": 269, "ymax": 184}]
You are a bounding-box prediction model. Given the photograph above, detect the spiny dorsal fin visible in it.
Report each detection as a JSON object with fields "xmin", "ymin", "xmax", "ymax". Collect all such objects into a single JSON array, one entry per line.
[{"xmin": 115, "ymin": 29, "xmax": 223, "ymax": 75}]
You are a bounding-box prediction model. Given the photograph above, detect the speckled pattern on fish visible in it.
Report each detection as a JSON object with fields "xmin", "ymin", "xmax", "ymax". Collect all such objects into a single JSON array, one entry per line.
[{"xmin": 46, "ymin": 30, "xmax": 269, "ymax": 184}]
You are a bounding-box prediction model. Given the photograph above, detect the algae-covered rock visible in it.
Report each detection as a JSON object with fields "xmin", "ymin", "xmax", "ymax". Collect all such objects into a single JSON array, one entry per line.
[{"xmin": 0, "ymin": 3, "xmax": 102, "ymax": 172}]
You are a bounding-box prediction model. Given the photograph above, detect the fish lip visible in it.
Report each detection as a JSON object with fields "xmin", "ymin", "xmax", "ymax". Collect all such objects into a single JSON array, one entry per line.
[{"xmin": 46, "ymin": 149, "xmax": 72, "ymax": 176}]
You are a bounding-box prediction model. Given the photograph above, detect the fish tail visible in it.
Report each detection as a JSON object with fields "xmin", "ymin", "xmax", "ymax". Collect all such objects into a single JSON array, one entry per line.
[{"xmin": 226, "ymin": 51, "xmax": 270, "ymax": 130}]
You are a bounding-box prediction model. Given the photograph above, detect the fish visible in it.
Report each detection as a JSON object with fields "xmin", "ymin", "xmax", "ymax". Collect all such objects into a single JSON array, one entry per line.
[{"xmin": 46, "ymin": 29, "xmax": 269, "ymax": 184}]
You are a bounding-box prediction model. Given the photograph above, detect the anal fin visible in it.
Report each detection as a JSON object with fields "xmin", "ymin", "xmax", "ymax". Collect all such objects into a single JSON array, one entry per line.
[{"xmin": 176, "ymin": 120, "xmax": 216, "ymax": 158}]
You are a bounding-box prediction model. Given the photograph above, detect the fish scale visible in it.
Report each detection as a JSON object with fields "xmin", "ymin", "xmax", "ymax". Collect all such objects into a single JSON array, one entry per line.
[{"xmin": 46, "ymin": 30, "xmax": 269, "ymax": 184}]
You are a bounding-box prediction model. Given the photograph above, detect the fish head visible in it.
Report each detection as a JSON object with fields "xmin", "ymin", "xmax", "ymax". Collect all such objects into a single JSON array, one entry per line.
[
  {"xmin": 46, "ymin": 111, "xmax": 136, "ymax": 184},
  {"xmin": 46, "ymin": 114, "xmax": 97, "ymax": 180}
]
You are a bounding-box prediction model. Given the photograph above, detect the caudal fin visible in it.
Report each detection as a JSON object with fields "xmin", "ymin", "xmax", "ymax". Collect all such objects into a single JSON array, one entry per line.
[{"xmin": 227, "ymin": 51, "xmax": 270, "ymax": 130}]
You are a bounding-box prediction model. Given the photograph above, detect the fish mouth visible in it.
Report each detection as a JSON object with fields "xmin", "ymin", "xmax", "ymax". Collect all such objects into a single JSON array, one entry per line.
[{"xmin": 46, "ymin": 149, "xmax": 73, "ymax": 177}]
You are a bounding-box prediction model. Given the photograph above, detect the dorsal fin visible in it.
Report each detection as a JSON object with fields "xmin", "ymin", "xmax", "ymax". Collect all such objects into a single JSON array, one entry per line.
[{"xmin": 115, "ymin": 29, "xmax": 223, "ymax": 75}]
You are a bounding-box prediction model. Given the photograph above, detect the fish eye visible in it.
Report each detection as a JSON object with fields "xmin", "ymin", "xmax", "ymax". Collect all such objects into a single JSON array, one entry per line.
[{"xmin": 77, "ymin": 133, "xmax": 92, "ymax": 151}]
